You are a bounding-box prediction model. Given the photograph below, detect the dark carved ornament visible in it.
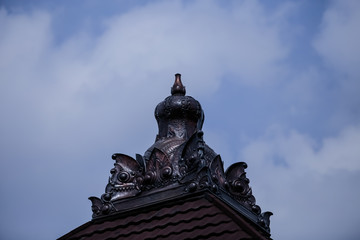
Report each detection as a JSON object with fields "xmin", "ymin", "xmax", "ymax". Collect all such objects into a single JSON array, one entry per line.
[{"xmin": 89, "ymin": 73, "xmax": 272, "ymax": 232}]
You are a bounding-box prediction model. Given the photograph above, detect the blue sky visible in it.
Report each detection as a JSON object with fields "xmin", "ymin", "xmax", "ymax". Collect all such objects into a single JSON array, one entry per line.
[{"xmin": 0, "ymin": 0, "xmax": 359, "ymax": 239}]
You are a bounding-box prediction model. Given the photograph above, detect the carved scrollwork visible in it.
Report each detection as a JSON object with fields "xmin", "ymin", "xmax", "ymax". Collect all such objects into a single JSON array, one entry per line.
[
  {"xmin": 184, "ymin": 167, "xmax": 210, "ymax": 192},
  {"xmin": 88, "ymin": 196, "xmax": 117, "ymax": 218},
  {"xmin": 225, "ymin": 162, "xmax": 261, "ymax": 213},
  {"xmin": 179, "ymin": 131, "xmax": 203, "ymax": 174},
  {"xmin": 144, "ymin": 148, "xmax": 175, "ymax": 189},
  {"xmin": 209, "ymin": 155, "xmax": 227, "ymax": 188},
  {"xmin": 103, "ymin": 153, "xmax": 143, "ymax": 202},
  {"xmin": 258, "ymin": 211, "xmax": 273, "ymax": 232},
  {"xmin": 89, "ymin": 196, "xmax": 102, "ymax": 216}
]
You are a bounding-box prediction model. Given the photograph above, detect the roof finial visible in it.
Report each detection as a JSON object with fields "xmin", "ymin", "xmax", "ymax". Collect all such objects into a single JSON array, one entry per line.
[{"xmin": 171, "ymin": 73, "xmax": 186, "ymax": 96}]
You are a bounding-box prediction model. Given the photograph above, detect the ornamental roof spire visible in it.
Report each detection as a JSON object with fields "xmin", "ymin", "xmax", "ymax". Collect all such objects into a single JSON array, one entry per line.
[{"xmin": 85, "ymin": 73, "xmax": 272, "ymax": 236}]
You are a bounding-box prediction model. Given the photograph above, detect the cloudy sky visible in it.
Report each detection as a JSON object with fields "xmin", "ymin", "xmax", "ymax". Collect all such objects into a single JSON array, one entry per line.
[{"xmin": 1, "ymin": 0, "xmax": 359, "ymax": 239}]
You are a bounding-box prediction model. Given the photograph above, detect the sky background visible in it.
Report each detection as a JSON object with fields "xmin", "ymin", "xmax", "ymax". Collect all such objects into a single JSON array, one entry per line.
[{"xmin": 0, "ymin": 0, "xmax": 359, "ymax": 239}]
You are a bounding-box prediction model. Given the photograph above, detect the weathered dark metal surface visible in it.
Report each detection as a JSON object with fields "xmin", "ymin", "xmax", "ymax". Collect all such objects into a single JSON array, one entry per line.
[{"xmin": 60, "ymin": 73, "xmax": 272, "ymax": 239}]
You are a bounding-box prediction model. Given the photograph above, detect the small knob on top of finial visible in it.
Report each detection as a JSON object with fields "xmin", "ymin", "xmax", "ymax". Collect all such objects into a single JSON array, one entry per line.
[{"xmin": 171, "ymin": 73, "xmax": 186, "ymax": 96}]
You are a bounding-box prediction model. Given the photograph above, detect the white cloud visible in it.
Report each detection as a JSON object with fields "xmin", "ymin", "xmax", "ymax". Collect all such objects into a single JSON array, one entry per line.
[
  {"xmin": 314, "ymin": 0, "xmax": 360, "ymax": 79},
  {"xmin": 0, "ymin": 0, "xmax": 294, "ymax": 163},
  {"xmin": 0, "ymin": 2, "xmax": 292, "ymax": 238},
  {"xmin": 313, "ymin": 125, "xmax": 360, "ymax": 173},
  {"xmin": 90, "ymin": 0, "xmax": 289, "ymax": 90},
  {"xmin": 240, "ymin": 124, "xmax": 360, "ymax": 239},
  {"xmin": 1, "ymin": 1, "xmax": 359, "ymax": 239},
  {"xmin": 0, "ymin": 0, "xmax": 291, "ymax": 124},
  {"xmin": 243, "ymin": 124, "xmax": 360, "ymax": 173}
]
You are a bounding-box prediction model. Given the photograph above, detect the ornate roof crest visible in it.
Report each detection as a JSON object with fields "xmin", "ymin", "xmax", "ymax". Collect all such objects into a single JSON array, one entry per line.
[{"xmin": 89, "ymin": 74, "xmax": 272, "ymax": 233}]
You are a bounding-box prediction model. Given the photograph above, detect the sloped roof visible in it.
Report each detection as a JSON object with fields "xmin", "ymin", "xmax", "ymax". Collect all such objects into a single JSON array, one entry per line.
[
  {"xmin": 59, "ymin": 74, "xmax": 272, "ymax": 239},
  {"xmin": 59, "ymin": 191, "xmax": 270, "ymax": 240}
]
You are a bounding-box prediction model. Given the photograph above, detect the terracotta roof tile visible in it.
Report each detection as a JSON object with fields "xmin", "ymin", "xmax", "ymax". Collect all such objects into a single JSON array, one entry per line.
[{"xmin": 63, "ymin": 195, "xmax": 265, "ymax": 240}]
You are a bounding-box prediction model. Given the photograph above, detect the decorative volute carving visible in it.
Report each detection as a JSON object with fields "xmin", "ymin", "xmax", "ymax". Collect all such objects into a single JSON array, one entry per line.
[
  {"xmin": 102, "ymin": 154, "xmax": 144, "ymax": 202},
  {"xmin": 89, "ymin": 74, "xmax": 272, "ymax": 233}
]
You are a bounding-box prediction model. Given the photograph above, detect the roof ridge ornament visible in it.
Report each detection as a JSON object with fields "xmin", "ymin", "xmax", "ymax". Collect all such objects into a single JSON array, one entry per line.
[{"xmin": 88, "ymin": 73, "xmax": 272, "ymax": 234}]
